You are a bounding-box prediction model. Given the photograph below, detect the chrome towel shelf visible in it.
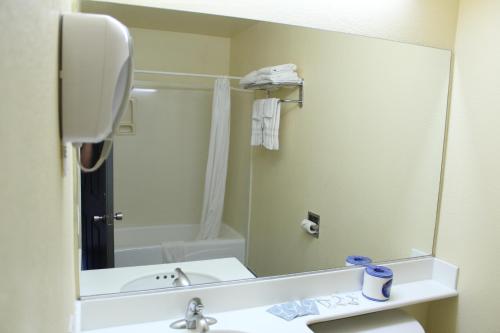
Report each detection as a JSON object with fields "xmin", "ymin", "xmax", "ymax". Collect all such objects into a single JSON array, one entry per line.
[{"xmin": 243, "ymin": 81, "xmax": 304, "ymax": 108}]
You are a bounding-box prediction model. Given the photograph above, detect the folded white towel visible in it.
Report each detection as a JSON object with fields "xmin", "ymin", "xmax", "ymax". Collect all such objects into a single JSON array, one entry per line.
[
  {"xmin": 257, "ymin": 72, "xmax": 300, "ymax": 81},
  {"xmin": 251, "ymin": 99, "xmax": 265, "ymax": 146},
  {"xmin": 240, "ymin": 70, "xmax": 259, "ymax": 86},
  {"xmin": 254, "ymin": 72, "xmax": 302, "ymax": 85},
  {"xmin": 258, "ymin": 64, "xmax": 297, "ymax": 75},
  {"xmin": 240, "ymin": 64, "xmax": 300, "ymax": 87},
  {"xmin": 161, "ymin": 241, "xmax": 186, "ymax": 263},
  {"xmin": 262, "ymin": 98, "xmax": 281, "ymax": 150}
]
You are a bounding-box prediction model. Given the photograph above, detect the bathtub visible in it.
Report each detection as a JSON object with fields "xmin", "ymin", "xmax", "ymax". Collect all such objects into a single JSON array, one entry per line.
[{"xmin": 114, "ymin": 223, "xmax": 246, "ymax": 268}]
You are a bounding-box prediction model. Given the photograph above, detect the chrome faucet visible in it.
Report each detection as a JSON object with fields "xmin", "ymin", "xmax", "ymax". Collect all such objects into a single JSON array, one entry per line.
[
  {"xmin": 170, "ymin": 298, "xmax": 217, "ymax": 332},
  {"xmin": 172, "ymin": 267, "xmax": 192, "ymax": 287}
]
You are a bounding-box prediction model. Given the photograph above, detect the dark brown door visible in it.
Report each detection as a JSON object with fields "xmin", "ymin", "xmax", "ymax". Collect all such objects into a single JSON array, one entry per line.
[{"xmin": 81, "ymin": 143, "xmax": 115, "ymax": 270}]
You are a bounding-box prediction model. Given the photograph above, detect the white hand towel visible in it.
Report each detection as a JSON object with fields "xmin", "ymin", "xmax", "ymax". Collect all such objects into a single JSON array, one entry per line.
[
  {"xmin": 258, "ymin": 64, "xmax": 297, "ymax": 75},
  {"xmin": 263, "ymin": 98, "xmax": 281, "ymax": 150},
  {"xmin": 251, "ymin": 99, "xmax": 265, "ymax": 146}
]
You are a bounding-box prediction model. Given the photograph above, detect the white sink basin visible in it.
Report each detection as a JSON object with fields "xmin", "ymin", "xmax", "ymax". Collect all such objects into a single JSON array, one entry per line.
[{"xmin": 120, "ymin": 272, "xmax": 220, "ymax": 292}]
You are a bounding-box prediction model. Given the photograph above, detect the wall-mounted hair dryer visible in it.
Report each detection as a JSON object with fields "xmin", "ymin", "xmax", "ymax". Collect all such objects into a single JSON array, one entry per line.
[{"xmin": 60, "ymin": 13, "xmax": 133, "ymax": 172}]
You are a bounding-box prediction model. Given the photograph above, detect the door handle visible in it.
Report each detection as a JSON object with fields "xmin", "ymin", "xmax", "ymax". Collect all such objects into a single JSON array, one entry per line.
[
  {"xmin": 92, "ymin": 215, "xmax": 106, "ymax": 223},
  {"xmin": 92, "ymin": 212, "xmax": 123, "ymax": 223}
]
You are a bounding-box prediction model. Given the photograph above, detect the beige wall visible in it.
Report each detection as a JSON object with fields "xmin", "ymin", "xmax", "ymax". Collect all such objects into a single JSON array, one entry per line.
[
  {"xmin": 427, "ymin": 0, "xmax": 500, "ymax": 332},
  {"xmin": 229, "ymin": 22, "xmax": 451, "ymax": 277},
  {"xmin": 115, "ymin": 88, "xmax": 213, "ymax": 227},
  {"xmin": 0, "ymin": 0, "xmax": 77, "ymax": 332},
  {"xmin": 130, "ymin": 28, "xmax": 231, "ymax": 74},
  {"xmin": 114, "ymin": 28, "xmax": 231, "ymax": 227}
]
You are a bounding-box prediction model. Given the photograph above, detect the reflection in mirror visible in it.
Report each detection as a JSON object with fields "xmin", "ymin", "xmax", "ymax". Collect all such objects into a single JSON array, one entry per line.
[{"xmin": 79, "ymin": 1, "xmax": 451, "ymax": 297}]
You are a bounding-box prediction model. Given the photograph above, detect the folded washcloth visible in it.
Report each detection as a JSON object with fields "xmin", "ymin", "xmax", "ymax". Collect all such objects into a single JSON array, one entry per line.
[
  {"xmin": 263, "ymin": 98, "xmax": 280, "ymax": 150},
  {"xmin": 257, "ymin": 63, "xmax": 297, "ymax": 75},
  {"xmin": 267, "ymin": 299, "xmax": 319, "ymax": 321}
]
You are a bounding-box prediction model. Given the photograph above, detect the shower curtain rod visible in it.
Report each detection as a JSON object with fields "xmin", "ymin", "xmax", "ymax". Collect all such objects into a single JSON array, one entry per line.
[{"xmin": 135, "ymin": 69, "xmax": 243, "ymax": 80}]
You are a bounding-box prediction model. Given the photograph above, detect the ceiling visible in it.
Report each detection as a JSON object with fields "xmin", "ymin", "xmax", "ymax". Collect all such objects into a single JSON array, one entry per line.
[{"xmin": 81, "ymin": 1, "xmax": 258, "ymax": 38}]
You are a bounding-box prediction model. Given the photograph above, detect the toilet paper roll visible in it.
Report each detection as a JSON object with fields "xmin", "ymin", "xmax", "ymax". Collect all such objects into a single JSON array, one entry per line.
[
  {"xmin": 362, "ymin": 265, "xmax": 393, "ymax": 302},
  {"xmin": 300, "ymin": 219, "xmax": 318, "ymax": 235},
  {"xmin": 345, "ymin": 255, "xmax": 372, "ymax": 267}
]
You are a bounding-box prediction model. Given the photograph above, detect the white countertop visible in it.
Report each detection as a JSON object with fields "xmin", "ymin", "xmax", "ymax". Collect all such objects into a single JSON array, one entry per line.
[
  {"xmin": 78, "ymin": 257, "xmax": 458, "ymax": 332},
  {"xmin": 80, "ymin": 257, "xmax": 255, "ymax": 297},
  {"xmin": 81, "ymin": 279, "xmax": 457, "ymax": 333}
]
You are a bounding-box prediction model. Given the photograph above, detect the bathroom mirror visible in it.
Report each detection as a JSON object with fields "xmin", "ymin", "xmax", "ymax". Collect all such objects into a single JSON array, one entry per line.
[{"xmin": 78, "ymin": 1, "xmax": 451, "ymax": 297}]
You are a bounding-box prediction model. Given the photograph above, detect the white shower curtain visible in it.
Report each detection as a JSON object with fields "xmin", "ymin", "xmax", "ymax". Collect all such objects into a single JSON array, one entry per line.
[{"xmin": 197, "ymin": 78, "xmax": 231, "ymax": 240}]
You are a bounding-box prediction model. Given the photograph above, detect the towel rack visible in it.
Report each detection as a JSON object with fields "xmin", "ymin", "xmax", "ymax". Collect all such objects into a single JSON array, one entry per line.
[{"xmin": 243, "ymin": 81, "xmax": 304, "ymax": 108}]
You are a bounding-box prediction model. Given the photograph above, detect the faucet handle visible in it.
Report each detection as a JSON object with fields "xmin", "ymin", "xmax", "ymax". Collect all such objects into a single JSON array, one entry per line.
[
  {"xmin": 171, "ymin": 298, "xmax": 217, "ymax": 332},
  {"xmin": 188, "ymin": 297, "xmax": 204, "ymax": 314},
  {"xmin": 195, "ymin": 303, "xmax": 204, "ymax": 313}
]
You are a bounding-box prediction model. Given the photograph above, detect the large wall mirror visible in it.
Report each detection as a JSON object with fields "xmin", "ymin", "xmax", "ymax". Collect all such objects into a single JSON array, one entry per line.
[{"xmin": 78, "ymin": 1, "xmax": 451, "ymax": 297}]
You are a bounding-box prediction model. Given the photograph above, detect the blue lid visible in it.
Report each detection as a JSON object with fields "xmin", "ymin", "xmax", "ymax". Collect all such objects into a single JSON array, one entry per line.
[
  {"xmin": 346, "ymin": 255, "xmax": 372, "ymax": 266},
  {"xmin": 365, "ymin": 265, "xmax": 393, "ymax": 278}
]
